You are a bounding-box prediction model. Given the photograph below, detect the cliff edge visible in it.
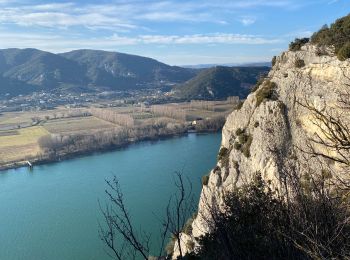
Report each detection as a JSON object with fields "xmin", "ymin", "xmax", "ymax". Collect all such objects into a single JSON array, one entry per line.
[{"xmin": 172, "ymin": 42, "xmax": 350, "ymax": 258}]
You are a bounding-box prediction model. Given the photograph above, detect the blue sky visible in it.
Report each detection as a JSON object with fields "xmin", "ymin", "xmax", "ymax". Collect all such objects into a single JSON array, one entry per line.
[{"xmin": 0, "ymin": 0, "xmax": 349, "ymax": 65}]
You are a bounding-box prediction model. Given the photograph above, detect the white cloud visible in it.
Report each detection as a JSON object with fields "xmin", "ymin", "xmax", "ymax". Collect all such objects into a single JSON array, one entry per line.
[
  {"xmin": 238, "ymin": 17, "xmax": 256, "ymax": 26},
  {"xmin": 0, "ymin": 3, "xmax": 137, "ymax": 31},
  {"xmin": 139, "ymin": 33, "xmax": 280, "ymax": 45},
  {"xmin": 0, "ymin": 0, "xmax": 306, "ymax": 31},
  {"xmin": 0, "ymin": 32, "xmax": 281, "ymax": 53},
  {"xmin": 153, "ymin": 53, "xmax": 272, "ymax": 65}
]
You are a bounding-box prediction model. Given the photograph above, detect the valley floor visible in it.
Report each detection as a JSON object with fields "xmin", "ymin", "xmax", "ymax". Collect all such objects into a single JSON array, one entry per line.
[{"xmin": 0, "ymin": 100, "xmax": 237, "ymax": 170}]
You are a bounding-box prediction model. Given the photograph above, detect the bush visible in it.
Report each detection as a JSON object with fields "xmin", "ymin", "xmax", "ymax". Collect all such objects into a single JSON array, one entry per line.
[
  {"xmin": 218, "ymin": 147, "xmax": 230, "ymax": 168},
  {"xmin": 191, "ymin": 172, "xmax": 350, "ymax": 260},
  {"xmin": 217, "ymin": 147, "xmax": 229, "ymax": 161},
  {"xmin": 235, "ymin": 128, "xmax": 244, "ymax": 136},
  {"xmin": 194, "ymin": 173, "xmax": 302, "ymax": 259},
  {"xmin": 202, "ymin": 175, "xmax": 209, "ymax": 186},
  {"xmin": 234, "ymin": 142, "xmax": 242, "ymax": 150},
  {"xmin": 254, "ymin": 121, "xmax": 259, "ymax": 128},
  {"xmin": 234, "ymin": 128, "xmax": 253, "ymax": 157},
  {"xmin": 337, "ymin": 42, "xmax": 350, "ymax": 61},
  {"xmin": 271, "ymin": 56, "xmax": 277, "ymax": 66},
  {"xmin": 289, "ymin": 38, "xmax": 309, "ymax": 51},
  {"xmin": 238, "ymin": 133, "xmax": 248, "ymax": 144},
  {"xmin": 251, "ymin": 78, "xmax": 264, "ymax": 93},
  {"xmin": 311, "ymin": 14, "xmax": 350, "ymax": 60},
  {"xmin": 255, "ymin": 81, "xmax": 277, "ymax": 107},
  {"xmin": 294, "ymin": 59, "xmax": 305, "ymax": 68},
  {"xmin": 242, "ymin": 135, "xmax": 253, "ymax": 158}
]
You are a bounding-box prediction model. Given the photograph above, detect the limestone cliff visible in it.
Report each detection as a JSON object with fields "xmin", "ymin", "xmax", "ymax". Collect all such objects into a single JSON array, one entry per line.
[{"xmin": 172, "ymin": 43, "xmax": 350, "ymax": 258}]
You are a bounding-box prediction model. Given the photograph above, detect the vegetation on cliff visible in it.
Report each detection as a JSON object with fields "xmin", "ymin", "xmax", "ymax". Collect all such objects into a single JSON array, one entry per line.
[
  {"xmin": 289, "ymin": 14, "xmax": 350, "ymax": 61},
  {"xmin": 189, "ymin": 171, "xmax": 350, "ymax": 259}
]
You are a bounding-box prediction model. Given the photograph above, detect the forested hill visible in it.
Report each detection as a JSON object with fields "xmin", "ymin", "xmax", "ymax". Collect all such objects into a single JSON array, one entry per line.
[
  {"xmin": 59, "ymin": 49, "xmax": 198, "ymax": 89},
  {"xmin": 174, "ymin": 66, "xmax": 270, "ymax": 100},
  {"xmin": 0, "ymin": 48, "xmax": 198, "ymax": 95}
]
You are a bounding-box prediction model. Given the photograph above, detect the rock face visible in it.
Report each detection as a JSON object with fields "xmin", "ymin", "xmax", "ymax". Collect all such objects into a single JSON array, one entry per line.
[{"xmin": 172, "ymin": 43, "xmax": 350, "ymax": 258}]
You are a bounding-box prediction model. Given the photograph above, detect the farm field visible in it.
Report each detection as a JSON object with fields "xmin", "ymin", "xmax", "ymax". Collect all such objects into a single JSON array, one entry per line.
[
  {"xmin": 43, "ymin": 116, "xmax": 117, "ymax": 134},
  {"xmin": 0, "ymin": 99, "xmax": 237, "ymax": 168},
  {"xmin": 0, "ymin": 126, "xmax": 49, "ymax": 164}
]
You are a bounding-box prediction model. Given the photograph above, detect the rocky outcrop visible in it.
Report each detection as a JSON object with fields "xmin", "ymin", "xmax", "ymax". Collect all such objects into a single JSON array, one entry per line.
[{"xmin": 172, "ymin": 44, "xmax": 350, "ymax": 258}]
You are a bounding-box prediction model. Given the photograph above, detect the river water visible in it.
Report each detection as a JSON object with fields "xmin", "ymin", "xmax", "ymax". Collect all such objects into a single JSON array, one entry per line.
[{"xmin": 0, "ymin": 133, "xmax": 221, "ymax": 260}]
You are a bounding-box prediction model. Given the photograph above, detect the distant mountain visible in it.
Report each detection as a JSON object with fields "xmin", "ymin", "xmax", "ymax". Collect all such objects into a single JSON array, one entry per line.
[
  {"xmin": 0, "ymin": 48, "xmax": 198, "ymax": 96},
  {"xmin": 60, "ymin": 49, "xmax": 197, "ymax": 90},
  {"xmin": 0, "ymin": 49, "xmax": 86, "ymax": 89},
  {"xmin": 182, "ymin": 62, "xmax": 271, "ymax": 69},
  {"xmin": 174, "ymin": 66, "xmax": 270, "ymax": 100},
  {"xmin": 0, "ymin": 74, "xmax": 37, "ymax": 96}
]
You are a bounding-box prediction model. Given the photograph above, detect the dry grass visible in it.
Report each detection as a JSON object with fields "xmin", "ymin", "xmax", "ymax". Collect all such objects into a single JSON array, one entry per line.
[
  {"xmin": 43, "ymin": 116, "xmax": 116, "ymax": 134},
  {"xmin": 0, "ymin": 100, "xmax": 235, "ymax": 166},
  {"xmin": 0, "ymin": 126, "xmax": 49, "ymax": 162}
]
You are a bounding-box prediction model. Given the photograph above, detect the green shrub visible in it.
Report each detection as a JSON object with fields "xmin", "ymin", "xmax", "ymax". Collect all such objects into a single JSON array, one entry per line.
[
  {"xmin": 321, "ymin": 169, "xmax": 332, "ymax": 179},
  {"xmin": 255, "ymin": 81, "xmax": 277, "ymax": 107},
  {"xmin": 242, "ymin": 135, "xmax": 253, "ymax": 158},
  {"xmin": 311, "ymin": 14, "xmax": 350, "ymax": 60},
  {"xmin": 238, "ymin": 133, "xmax": 248, "ymax": 144},
  {"xmin": 202, "ymin": 175, "xmax": 210, "ymax": 186},
  {"xmin": 218, "ymin": 147, "xmax": 229, "ymax": 161},
  {"xmin": 186, "ymin": 240, "xmax": 195, "ymax": 251},
  {"xmin": 337, "ymin": 42, "xmax": 350, "ymax": 61},
  {"xmin": 251, "ymin": 78, "xmax": 264, "ymax": 93},
  {"xmin": 193, "ymin": 172, "xmax": 350, "ymax": 260},
  {"xmin": 235, "ymin": 128, "xmax": 244, "ymax": 136},
  {"xmin": 194, "ymin": 173, "xmax": 301, "ymax": 259},
  {"xmin": 289, "ymin": 38, "xmax": 309, "ymax": 51},
  {"xmin": 234, "ymin": 142, "xmax": 242, "ymax": 150},
  {"xmin": 294, "ymin": 59, "xmax": 305, "ymax": 68},
  {"xmin": 271, "ymin": 56, "xmax": 277, "ymax": 66},
  {"xmin": 234, "ymin": 128, "xmax": 253, "ymax": 157},
  {"xmin": 254, "ymin": 121, "xmax": 259, "ymax": 128},
  {"xmin": 218, "ymin": 147, "xmax": 230, "ymax": 168},
  {"xmin": 213, "ymin": 165, "xmax": 220, "ymax": 173}
]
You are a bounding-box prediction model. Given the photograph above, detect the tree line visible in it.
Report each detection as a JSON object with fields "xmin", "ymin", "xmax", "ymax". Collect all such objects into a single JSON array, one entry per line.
[{"xmin": 90, "ymin": 108, "xmax": 135, "ymax": 127}]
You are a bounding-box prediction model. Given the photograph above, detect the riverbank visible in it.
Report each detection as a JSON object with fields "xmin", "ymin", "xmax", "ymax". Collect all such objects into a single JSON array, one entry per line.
[{"xmin": 0, "ymin": 129, "xmax": 220, "ymax": 171}]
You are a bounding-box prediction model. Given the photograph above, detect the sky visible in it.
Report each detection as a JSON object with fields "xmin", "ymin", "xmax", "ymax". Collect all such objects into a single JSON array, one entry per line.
[{"xmin": 0, "ymin": 0, "xmax": 349, "ymax": 65}]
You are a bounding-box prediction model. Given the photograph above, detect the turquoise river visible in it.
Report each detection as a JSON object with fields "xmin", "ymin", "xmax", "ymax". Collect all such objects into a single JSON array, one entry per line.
[{"xmin": 0, "ymin": 133, "xmax": 221, "ymax": 260}]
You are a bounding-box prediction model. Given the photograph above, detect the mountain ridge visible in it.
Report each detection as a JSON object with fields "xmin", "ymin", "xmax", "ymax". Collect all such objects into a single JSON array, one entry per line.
[
  {"xmin": 0, "ymin": 48, "xmax": 198, "ymax": 96},
  {"xmin": 175, "ymin": 66, "xmax": 270, "ymax": 100}
]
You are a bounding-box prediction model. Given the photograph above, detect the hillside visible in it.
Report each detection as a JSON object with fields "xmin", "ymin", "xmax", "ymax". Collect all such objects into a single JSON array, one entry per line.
[
  {"xmin": 172, "ymin": 15, "xmax": 350, "ymax": 259},
  {"xmin": 0, "ymin": 75, "xmax": 37, "ymax": 96},
  {"xmin": 60, "ymin": 49, "xmax": 197, "ymax": 89},
  {"xmin": 174, "ymin": 66, "xmax": 269, "ymax": 100},
  {"xmin": 0, "ymin": 48, "xmax": 198, "ymax": 96}
]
